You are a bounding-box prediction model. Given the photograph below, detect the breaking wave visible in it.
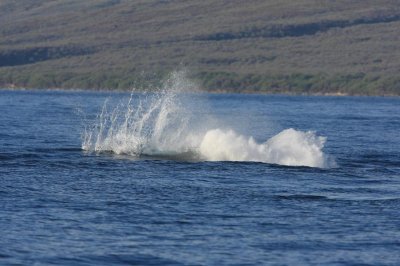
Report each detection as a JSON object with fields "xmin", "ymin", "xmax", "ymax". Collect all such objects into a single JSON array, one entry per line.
[{"xmin": 82, "ymin": 71, "xmax": 333, "ymax": 168}]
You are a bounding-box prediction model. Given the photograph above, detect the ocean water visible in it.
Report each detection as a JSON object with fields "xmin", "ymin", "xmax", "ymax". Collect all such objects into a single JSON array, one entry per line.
[{"xmin": 1, "ymin": 85, "xmax": 400, "ymax": 264}]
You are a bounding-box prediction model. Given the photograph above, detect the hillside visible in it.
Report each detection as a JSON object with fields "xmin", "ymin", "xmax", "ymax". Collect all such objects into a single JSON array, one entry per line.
[{"xmin": 1, "ymin": 0, "xmax": 400, "ymax": 95}]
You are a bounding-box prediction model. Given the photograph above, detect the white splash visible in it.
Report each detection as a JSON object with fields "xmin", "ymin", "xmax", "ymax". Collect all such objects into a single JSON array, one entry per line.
[
  {"xmin": 83, "ymin": 71, "xmax": 332, "ymax": 168},
  {"xmin": 199, "ymin": 128, "xmax": 327, "ymax": 167}
]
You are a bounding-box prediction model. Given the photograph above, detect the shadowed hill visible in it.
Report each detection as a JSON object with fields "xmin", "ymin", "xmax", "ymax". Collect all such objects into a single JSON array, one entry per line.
[{"xmin": 1, "ymin": 0, "xmax": 400, "ymax": 95}]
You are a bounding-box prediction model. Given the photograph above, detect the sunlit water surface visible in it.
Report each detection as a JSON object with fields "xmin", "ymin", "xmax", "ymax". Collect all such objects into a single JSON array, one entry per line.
[{"xmin": 1, "ymin": 89, "xmax": 399, "ymax": 265}]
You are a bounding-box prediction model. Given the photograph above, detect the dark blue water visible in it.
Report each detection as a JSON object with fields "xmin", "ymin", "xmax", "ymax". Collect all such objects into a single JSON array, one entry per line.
[{"xmin": 1, "ymin": 90, "xmax": 400, "ymax": 265}]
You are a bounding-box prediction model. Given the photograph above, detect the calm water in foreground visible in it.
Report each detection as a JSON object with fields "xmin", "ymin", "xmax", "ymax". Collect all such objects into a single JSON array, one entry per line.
[{"xmin": 1, "ymin": 90, "xmax": 399, "ymax": 265}]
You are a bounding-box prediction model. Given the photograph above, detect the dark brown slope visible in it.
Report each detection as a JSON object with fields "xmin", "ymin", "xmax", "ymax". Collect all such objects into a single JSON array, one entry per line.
[{"xmin": 1, "ymin": 0, "xmax": 400, "ymax": 95}]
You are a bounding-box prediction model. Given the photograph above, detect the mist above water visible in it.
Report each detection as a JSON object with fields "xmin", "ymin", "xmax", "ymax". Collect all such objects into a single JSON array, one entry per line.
[{"xmin": 82, "ymin": 71, "xmax": 332, "ymax": 168}]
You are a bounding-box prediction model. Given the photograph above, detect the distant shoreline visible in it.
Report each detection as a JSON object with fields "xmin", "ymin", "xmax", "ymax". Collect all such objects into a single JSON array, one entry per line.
[
  {"xmin": 1, "ymin": 86, "xmax": 399, "ymax": 97},
  {"xmin": 2, "ymin": 70, "xmax": 399, "ymax": 97},
  {"xmin": 2, "ymin": 1, "xmax": 400, "ymax": 98}
]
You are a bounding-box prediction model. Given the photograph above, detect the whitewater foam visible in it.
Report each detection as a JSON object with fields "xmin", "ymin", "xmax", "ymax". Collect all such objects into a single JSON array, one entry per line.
[
  {"xmin": 199, "ymin": 128, "xmax": 327, "ymax": 167},
  {"xmin": 82, "ymin": 71, "xmax": 333, "ymax": 168}
]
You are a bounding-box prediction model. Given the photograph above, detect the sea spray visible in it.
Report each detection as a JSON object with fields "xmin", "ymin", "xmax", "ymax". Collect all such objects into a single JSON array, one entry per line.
[
  {"xmin": 199, "ymin": 128, "xmax": 327, "ymax": 167},
  {"xmin": 82, "ymin": 71, "xmax": 198, "ymax": 156},
  {"xmin": 83, "ymin": 71, "xmax": 333, "ymax": 168}
]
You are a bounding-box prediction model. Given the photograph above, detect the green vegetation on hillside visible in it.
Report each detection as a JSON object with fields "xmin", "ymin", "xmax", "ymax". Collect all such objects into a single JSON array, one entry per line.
[{"xmin": 1, "ymin": 0, "xmax": 400, "ymax": 95}]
